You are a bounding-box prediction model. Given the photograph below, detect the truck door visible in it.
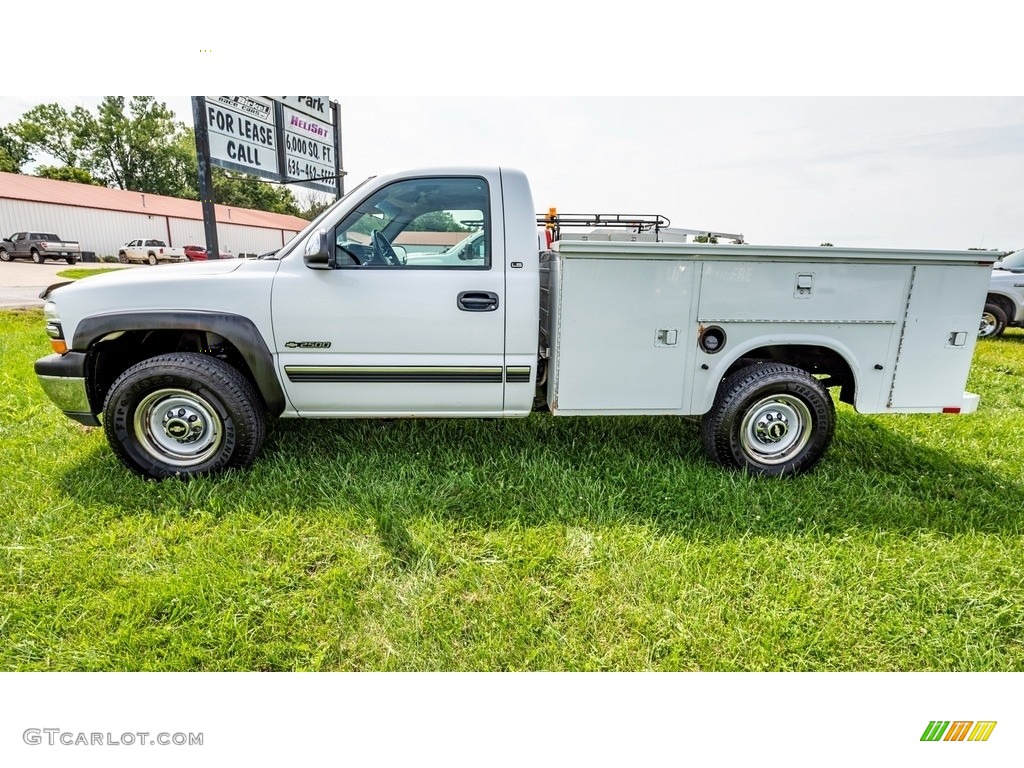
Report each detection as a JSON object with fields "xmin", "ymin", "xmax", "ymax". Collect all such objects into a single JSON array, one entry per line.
[{"xmin": 271, "ymin": 173, "xmax": 507, "ymax": 416}]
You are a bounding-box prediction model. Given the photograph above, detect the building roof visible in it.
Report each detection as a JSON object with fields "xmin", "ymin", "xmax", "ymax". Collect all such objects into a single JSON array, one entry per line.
[{"xmin": 0, "ymin": 171, "xmax": 311, "ymax": 232}]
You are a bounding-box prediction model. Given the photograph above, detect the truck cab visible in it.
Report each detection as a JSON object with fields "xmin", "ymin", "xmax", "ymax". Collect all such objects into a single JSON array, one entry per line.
[{"xmin": 286, "ymin": 167, "xmax": 540, "ymax": 417}]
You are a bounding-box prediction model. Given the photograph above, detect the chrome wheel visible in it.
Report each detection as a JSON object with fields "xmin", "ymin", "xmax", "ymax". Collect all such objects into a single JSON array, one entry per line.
[
  {"xmin": 133, "ymin": 388, "xmax": 223, "ymax": 467},
  {"xmin": 739, "ymin": 393, "xmax": 812, "ymax": 466}
]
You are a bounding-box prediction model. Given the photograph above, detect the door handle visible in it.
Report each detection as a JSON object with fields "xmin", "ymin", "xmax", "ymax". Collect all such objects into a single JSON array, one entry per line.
[{"xmin": 457, "ymin": 291, "xmax": 499, "ymax": 312}]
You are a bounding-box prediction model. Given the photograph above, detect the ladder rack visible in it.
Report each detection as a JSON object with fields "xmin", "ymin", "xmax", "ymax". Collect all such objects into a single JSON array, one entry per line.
[{"xmin": 537, "ymin": 211, "xmax": 670, "ymax": 242}]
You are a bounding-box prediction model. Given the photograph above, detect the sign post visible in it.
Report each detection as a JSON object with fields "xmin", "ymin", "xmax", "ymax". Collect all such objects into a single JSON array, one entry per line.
[{"xmin": 190, "ymin": 97, "xmax": 221, "ymax": 260}]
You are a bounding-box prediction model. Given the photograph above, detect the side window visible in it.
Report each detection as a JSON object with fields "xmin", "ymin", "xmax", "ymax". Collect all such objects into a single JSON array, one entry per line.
[{"xmin": 333, "ymin": 176, "xmax": 490, "ymax": 269}]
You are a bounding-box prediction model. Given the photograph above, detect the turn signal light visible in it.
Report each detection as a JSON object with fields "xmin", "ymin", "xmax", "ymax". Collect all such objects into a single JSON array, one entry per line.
[{"xmin": 50, "ymin": 339, "xmax": 68, "ymax": 354}]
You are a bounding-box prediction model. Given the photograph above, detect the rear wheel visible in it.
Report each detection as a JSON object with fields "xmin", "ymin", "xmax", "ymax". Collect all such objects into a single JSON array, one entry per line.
[
  {"xmin": 979, "ymin": 302, "xmax": 1007, "ymax": 339},
  {"xmin": 701, "ymin": 363, "xmax": 835, "ymax": 476},
  {"xmin": 31, "ymin": 249, "xmax": 43, "ymax": 264},
  {"xmin": 103, "ymin": 352, "xmax": 266, "ymax": 480},
  {"xmin": 147, "ymin": 253, "xmax": 158, "ymax": 266}
]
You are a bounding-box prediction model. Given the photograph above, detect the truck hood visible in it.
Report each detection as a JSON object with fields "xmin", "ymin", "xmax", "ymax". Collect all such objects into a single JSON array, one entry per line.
[{"xmin": 46, "ymin": 259, "xmax": 281, "ymax": 346}]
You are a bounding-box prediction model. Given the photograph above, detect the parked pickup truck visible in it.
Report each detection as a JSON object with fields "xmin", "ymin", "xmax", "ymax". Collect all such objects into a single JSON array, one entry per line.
[
  {"xmin": 0, "ymin": 232, "xmax": 80, "ymax": 264},
  {"xmin": 979, "ymin": 249, "xmax": 1024, "ymax": 338},
  {"xmin": 34, "ymin": 166, "xmax": 996, "ymax": 480},
  {"xmin": 117, "ymin": 238, "xmax": 187, "ymax": 265}
]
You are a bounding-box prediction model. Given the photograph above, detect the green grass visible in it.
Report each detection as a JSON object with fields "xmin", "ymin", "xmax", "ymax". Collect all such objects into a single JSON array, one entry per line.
[
  {"xmin": 2, "ymin": 306, "xmax": 1023, "ymax": 670},
  {"xmin": 56, "ymin": 267, "xmax": 127, "ymax": 280}
]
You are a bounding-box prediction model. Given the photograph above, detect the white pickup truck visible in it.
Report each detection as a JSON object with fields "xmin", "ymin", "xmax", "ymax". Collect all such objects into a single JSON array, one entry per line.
[
  {"xmin": 117, "ymin": 238, "xmax": 187, "ymax": 265},
  {"xmin": 979, "ymin": 249, "xmax": 1024, "ymax": 338},
  {"xmin": 34, "ymin": 166, "xmax": 996, "ymax": 480}
]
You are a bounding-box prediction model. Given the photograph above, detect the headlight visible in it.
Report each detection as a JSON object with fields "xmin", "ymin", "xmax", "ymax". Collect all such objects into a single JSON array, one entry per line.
[{"xmin": 43, "ymin": 301, "xmax": 67, "ymax": 352}]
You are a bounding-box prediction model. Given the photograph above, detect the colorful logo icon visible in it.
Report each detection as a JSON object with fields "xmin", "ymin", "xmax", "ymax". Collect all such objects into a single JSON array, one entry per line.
[{"xmin": 921, "ymin": 721, "xmax": 997, "ymax": 742}]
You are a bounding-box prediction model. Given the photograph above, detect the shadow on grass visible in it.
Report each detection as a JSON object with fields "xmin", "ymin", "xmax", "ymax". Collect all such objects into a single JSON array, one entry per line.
[{"xmin": 59, "ymin": 405, "xmax": 1024, "ymax": 558}]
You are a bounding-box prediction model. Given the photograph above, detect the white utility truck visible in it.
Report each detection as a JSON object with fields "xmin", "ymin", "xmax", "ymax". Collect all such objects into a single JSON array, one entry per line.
[{"xmin": 34, "ymin": 167, "xmax": 996, "ymax": 480}]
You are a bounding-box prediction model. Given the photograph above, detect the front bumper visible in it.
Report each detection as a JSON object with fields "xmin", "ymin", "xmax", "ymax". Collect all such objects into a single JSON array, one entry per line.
[{"xmin": 34, "ymin": 352, "xmax": 100, "ymax": 427}]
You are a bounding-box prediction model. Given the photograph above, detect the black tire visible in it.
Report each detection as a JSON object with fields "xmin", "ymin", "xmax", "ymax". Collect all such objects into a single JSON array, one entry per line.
[
  {"xmin": 979, "ymin": 302, "xmax": 1007, "ymax": 339},
  {"xmin": 103, "ymin": 352, "xmax": 266, "ymax": 480},
  {"xmin": 147, "ymin": 253, "xmax": 158, "ymax": 266},
  {"xmin": 118, "ymin": 252, "xmax": 128, "ymax": 264},
  {"xmin": 701, "ymin": 362, "xmax": 835, "ymax": 477},
  {"xmin": 31, "ymin": 249, "xmax": 43, "ymax": 264},
  {"xmin": 0, "ymin": 248, "xmax": 10, "ymax": 262},
  {"xmin": 66, "ymin": 256, "xmax": 77, "ymax": 265}
]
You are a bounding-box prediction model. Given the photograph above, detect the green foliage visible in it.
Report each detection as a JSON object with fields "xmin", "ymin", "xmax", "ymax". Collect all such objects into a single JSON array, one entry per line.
[
  {"xmin": 34, "ymin": 166, "xmax": 103, "ymax": 185},
  {"xmin": 297, "ymin": 194, "xmax": 334, "ymax": 221},
  {"xmin": 10, "ymin": 103, "xmax": 93, "ymax": 168},
  {"xmin": 2, "ymin": 307, "xmax": 1024, "ymax": 671},
  {"xmin": 3, "ymin": 97, "xmax": 308, "ymax": 216},
  {"xmin": 210, "ymin": 170, "xmax": 301, "ymax": 217},
  {"xmin": 405, "ymin": 211, "xmax": 472, "ymax": 233},
  {"xmin": 694, "ymin": 234, "xmax": 718, "ymax": 243},
  {"xmin": 55, "ymin": 268, "xmax": 126, "ymax": 280},
  {"xmin": 90, "ymin": 96, "xmax": 196, "ymax": 196},
  {"xmin": 0, "ymin": 126, "xmax": 29, "ymax": 173}
]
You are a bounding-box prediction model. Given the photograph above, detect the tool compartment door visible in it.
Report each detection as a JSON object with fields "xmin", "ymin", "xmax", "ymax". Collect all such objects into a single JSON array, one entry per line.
[{"xmin": 552, "ymin": 257, "xmax": 695, "ymax": 412}]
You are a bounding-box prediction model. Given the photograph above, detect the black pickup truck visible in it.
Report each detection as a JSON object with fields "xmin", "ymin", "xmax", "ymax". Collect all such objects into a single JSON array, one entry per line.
[{"xmin": 0, "ymin": 232, "xmax": 81, "ymax": 264}]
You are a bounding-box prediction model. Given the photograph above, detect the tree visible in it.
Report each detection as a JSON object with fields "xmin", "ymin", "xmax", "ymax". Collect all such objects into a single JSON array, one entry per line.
[
  {"xmin": 10, "ymin": 103, "xmax": 93, "ymax": 168},
  {"xmin": 209, "ymin": 170, "xmax": 301, "ymax": 216},
  {"xmin": 0, "ymin": 126, "xmax": 29, "ymax": 173},
  {"xmin": 297, "ymin": 190, "xmax": 335, "ymax": 221},
  {"xmin": 89, "ymin": 96, "xmax": 195, "ymax": 196},
  {"xmin": 35, "ymin": 166, "xmax": 103, "ymax": 185},
  {"xmin": 4, "ymin": 97, "xmax": 306, "ymax": 216},
  {"xmin": 405, "ymin": 211, "xmax": 472, "ymax": 232},
  {"xmin": 694, "ymin": 234, "xmax": 718, "ymax": 244}
]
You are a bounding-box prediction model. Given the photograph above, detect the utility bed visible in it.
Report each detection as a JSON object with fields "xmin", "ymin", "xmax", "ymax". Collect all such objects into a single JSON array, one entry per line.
[{"xmin": 542, "ymin": 241, "xmax": 992, "ymax": 417}]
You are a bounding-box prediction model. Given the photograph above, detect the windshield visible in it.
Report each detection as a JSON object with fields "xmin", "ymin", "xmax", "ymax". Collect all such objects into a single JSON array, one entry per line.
[
  {"xmin": 997, "ymin": 249, "xmax": 1024, "ymax": 272},
  {"xmin": 268, "ymin": 175, "xmax": 376, "ymax": 260}
]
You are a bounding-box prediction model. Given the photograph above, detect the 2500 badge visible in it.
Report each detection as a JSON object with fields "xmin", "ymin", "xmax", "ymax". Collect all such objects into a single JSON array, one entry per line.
[{"xmin": 284, "ymin": 341, "xmax": 331, "ymax": 349}]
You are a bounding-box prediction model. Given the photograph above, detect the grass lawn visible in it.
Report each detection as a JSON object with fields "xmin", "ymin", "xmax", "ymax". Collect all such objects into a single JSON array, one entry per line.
[
  {"xmin": 1, "ymin": 307, "xmax": 1022, "ymax": 671},
  {"xmin": 56, "ymin": 267, "xmax": 128, "ymax": 280}
]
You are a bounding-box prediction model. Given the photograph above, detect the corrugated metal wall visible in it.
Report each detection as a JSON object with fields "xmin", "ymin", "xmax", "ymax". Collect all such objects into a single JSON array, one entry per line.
[
  {"xmin": 1, "ymin": 199, "xmax": 302, "ymax": 258},
  {"xmin": 167, "ymin": 218, "xmax": 298, "ymax": 257}
]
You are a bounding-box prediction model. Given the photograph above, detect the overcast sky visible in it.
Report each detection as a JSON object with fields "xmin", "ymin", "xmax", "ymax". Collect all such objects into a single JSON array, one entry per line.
[{"xmin": 3, "ymin": 2, "xmax": 1021, "ymax": 251}]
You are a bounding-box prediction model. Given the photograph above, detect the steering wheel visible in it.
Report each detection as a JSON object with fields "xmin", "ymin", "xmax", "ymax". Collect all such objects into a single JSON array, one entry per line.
[{"xmin": 371, "ymin": 230, "xmax": 404, "ymax": 266}]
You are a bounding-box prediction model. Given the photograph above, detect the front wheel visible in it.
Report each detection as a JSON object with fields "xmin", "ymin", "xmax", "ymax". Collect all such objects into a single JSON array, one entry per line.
[
  {"xmin": 701, "ymin": 363, "xmax": 835, "ymax": 477},
  {"xmin": 0, "ymin": 249, "xmax": 10, "ymax": 262},
  {"xmin": 979, "ymin": 302, "xmax": 1007, "ymax": 339},
  {"xmin": 103, "ymin": 352, "xmax": 266, "ymax": 480}
]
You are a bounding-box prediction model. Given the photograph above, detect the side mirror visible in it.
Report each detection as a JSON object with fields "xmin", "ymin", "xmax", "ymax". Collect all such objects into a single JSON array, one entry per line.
[{"xmin": 303, "ymin": 229, "xmax": 334, "ymax": 268}]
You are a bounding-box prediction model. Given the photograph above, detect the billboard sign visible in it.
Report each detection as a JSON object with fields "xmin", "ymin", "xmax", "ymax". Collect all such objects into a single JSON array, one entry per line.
[
  {"xmin": 204, "ymin": 96, "xmax": 279, "ymax": 176},
  {"xmin": 197, "ymin": 96, "xmax": 341, "ymax": 194}
]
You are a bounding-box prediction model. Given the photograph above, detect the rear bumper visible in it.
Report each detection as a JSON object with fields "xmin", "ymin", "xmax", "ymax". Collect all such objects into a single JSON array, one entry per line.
[{"xmin": 34, "ymin": 352, "xmax": 100, "ymax": 427}]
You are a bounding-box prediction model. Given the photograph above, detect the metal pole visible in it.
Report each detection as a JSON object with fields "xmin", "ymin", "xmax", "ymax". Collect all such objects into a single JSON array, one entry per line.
[
  {"xmin": 191, "ymin": 96, "xmax": 220, "ymax": 260},
  {"xmin": 332, "ymin": 100, "xmax": 344, "ymax": 199}
]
